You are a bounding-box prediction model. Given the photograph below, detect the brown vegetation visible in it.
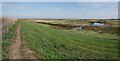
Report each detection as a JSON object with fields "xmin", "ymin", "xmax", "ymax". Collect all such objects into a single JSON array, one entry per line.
[{"xmin": 2, "ymin": 17, "xmax": 17, "ymax": 33}]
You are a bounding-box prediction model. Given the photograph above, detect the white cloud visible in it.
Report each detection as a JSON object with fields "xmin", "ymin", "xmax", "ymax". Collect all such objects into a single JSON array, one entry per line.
[
  {"xmin": 17, "ymin": 6, "xmax": 27, "ymax": 10},
  {"xmin": 53, "ymin": 8, "xmax": 63, "ymax": 10},
  {"xmin": 3, "ymin": 3, "xmax": 27, "ymax": 10},
  {"xmin": 3, "ymin": 3, "xmax": 8, "ymax": 7},
  {"xmin": 3, "ymin": 3, "xmax": 15, "ymax": 7}
]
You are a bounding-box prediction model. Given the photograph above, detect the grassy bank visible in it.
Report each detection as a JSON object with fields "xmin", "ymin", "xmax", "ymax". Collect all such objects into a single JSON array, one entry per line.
[
  {"xmin": 2, "ymin": 22, "xmax": 17, "ymax": 59},
  {"xmin": 19, "ymin": 20, "xmax": 118, "ymax": 59}
]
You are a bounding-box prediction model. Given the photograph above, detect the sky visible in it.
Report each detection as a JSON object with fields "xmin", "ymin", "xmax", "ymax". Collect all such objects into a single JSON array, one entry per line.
[
  {"xmin": 0, "ymin": 2, "xmax": 2, "ymax": 17},
  {"xmin": 1, "ymin": 0, "xmax": 120, "ymax": 2},
  {"xmin": 2, "ymin": 2, "xmax": 118, "ymax": 19}
]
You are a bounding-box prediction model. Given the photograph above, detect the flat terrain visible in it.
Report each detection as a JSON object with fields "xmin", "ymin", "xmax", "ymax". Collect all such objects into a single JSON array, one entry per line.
[
  {"xmin": 2, "ymin": 20, "xmax": 119, "ymax": 59},
  {"xmin": 20, "ymin": 20, "xmax": 118, "ymax": 59},
  {"xmin": 35, "ymin": 19, "xmax": 119, "ymax": 26}
]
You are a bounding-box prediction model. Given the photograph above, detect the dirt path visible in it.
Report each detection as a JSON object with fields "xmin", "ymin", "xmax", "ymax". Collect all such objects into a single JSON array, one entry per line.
[{"xmin": 9, "ymin": 25, "xmax": 37, "ymax": 59}]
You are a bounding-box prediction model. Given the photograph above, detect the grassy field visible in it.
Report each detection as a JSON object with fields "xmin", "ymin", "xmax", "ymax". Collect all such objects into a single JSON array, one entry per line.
[
  {"xmin": 17, "ymin": 20, "xmax": 118, "ymax": 59},
  {"xmin": 35, "ymin": 19, "xmax": 89, "ymax": 24},
  {"xmin": 35, "ymin": 19, "xmax": 119, "ymax": 26}
]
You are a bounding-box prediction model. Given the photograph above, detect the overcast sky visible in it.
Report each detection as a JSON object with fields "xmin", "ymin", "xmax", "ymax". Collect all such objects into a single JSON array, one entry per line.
[{"xmin": 2, "ymin": 2, "xmax": 118, "ymax": 19}]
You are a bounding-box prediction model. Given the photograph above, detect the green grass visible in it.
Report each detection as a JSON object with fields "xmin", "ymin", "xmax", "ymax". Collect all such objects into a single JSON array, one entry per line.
[
  {"xmin": 2, "ymin": 22, "xmax": 17, "ymax": 59},
  {"xmin": 19, "ymin": 20, "xmax": 118, "ymax": 59}
]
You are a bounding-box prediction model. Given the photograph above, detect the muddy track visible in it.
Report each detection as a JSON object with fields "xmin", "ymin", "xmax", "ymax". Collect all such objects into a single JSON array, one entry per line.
[{"xmin": 9, "ymin": 25, "xmax": 37, "ymax": 59}]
